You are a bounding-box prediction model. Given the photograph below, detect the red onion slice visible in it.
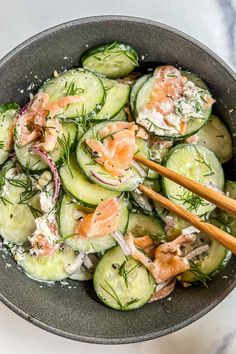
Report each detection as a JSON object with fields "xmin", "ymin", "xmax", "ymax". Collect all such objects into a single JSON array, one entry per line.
[
  {"xmin": 112, "ymin": 230, "xmax": 131, "ymax": 256},
  {"xmin": 154, "ymin": 279, "xmax": 173, "ymax": 292},
  {"xmin": 149, "ymin": 278, "xmax": 176, "ymax": 302},
  {"xmin": 29, "ymin": 147, "xmax": 61, "ymax": 202},
  {"xmin": 204, "ymin": 182, "xmax": 224, "ymax": 195},
  {"xmin": 65, "ymin": 253, "xmax": 85, "ymax": 275},
  {"xmin": 182, "ymin": 226, "xmax": 200, "ymax": 235},
  {"xmin": 19, "ymin": 103, "xmax": 29, "ymax": 116},
  {"xmin": 89, "ymin": 160, "xmax": 145, "ymax": 187},
  {"xmin": 90, "ymin": 170, "xmax": 134, "ymax": 186},
  {"xmin": 186, "ymin": 244, "xmax": 210, "ymax": 260}
]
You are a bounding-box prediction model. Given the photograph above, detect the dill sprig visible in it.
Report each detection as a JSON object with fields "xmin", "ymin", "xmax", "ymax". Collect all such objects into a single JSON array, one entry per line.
[
  {"xmin": 188, "ymin": 260, "xmax": 211, "ymax": 287},
  {"xmin": 56, "ymin": 233, "xmax": 78, "ymax": 244},
  {"xmin": 171, "ymin": 190, "xmax": 209, "ymax": 213},
  {"xmin": 93, "ymin": 42, "xmax": 139, "ymax": 67},
  {"xmin": 57, "ymin": 133, "xmax": 73, "ymax": 177},
  {"xmin": 146, "ymin": 118, "xmax": 171, "ymax": 132},
  {"xmin": 101, "ymin": 280, "xmax": 123, "ymax": 309},
  {"xmin": 19, "ymin": 189, "xmax": 39, "ymax": 204},
  {"xmin": 122, "ymin": 298, "xmax": 140, "ymax": 310},
  {"xmin": 93, "ymin": 55, "xmax": 102, "ymax": 61},
  {"xmin": 85, "ymin": 161, "xmax": 96, "ymax": 166},
  {"xmin": 0, "ymin": 166, "xmax": 7, "ymax": 189},
  {"xmin": 126, "ymin": 261, "xmax": 142, "ymax": 275},
  {"xmin": 193, "ymin": 145, "xmax": 214, "ymax": 176},
  {"xmin": 65, "ymin": 79, "xmax": 84, "ymax": 96},
  {"xmin": 0, "ymin": 167, "xmax": 13, "ymax": 205},
  {"xmin": 124, "ymin": 51, "xmax": 139, "ymax": 67},
  {"xmin": 6, "ymin": 163, "xmax": 39, "ymax": 205},
  {"xmin": 119, "ymin": 261, "xmax": 129, "ymax": 288},
  {"xmin": 0, "ymin": 196, "xmax": 13, "ymax": 206},
  {"xmin": 101, "ymin": 269, "xmax": 141, "ymax": 309},
  {"xmin": 23, "ymin": 203, "xmax": 43, "ymax": 218},
  {"xmin": 100, "ymin": 129, "xmax": 124, "ymax": 142},
  {"xmin": 102, "ymin": 42, "xmax": 118, "ymax": 53}
]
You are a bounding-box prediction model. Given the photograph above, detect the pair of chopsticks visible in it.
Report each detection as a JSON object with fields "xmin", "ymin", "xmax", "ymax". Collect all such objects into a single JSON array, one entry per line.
[{"xmin": 134, "ymin": 155, "xmax": 236, "ymax": 255}]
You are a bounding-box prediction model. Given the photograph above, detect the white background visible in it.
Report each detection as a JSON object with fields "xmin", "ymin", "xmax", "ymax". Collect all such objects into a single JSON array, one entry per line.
[{"xmin": 0, "ymin": 1, "xmax": 236, "ymax": 353}]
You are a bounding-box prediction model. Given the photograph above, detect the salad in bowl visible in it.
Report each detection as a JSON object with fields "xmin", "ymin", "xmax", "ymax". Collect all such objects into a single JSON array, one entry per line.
[{"xmin": 0, "ymin": 41, "xmax": 234, "ymax": 311}]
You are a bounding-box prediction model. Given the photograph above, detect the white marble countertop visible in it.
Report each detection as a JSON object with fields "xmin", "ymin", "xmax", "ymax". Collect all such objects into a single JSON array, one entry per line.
[{"xmin": 0, "ymin": 0, "xmax": 236, "ymax": 353}]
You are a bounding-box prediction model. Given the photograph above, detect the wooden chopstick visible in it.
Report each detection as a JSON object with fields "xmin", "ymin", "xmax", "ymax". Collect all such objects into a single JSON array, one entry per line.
[
  {"xmin": 135, "ymin": 155, "xmax": 236, "ymax": 216},
  {"xmin": 139, "ymin": 184, "xmax": 236, "ymax": 254}
]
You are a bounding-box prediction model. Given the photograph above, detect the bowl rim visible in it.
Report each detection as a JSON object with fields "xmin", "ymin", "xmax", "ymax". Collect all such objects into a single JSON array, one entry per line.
[{"xmin": 0, "ymin": 15, "xmax": 236, "ymax": 344}]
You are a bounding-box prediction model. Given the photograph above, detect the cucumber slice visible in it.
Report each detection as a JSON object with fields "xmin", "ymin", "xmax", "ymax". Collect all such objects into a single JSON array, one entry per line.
[
  {"xmin": 93, "ymin": 246, "xmax": 155, "ymax": 310},
  {"xmin": 131, "ymin": 179, "xmax": 160, "ymax": 212},
  {"xmin": 225, "ymin": 180, "xmax": 236, "ymax": 199},
  {"xmin": 163, "ymin": 144, "xmax": 224, "ymax": 216},
  {"xmin": 60, "ymin": 154, "xmax": 120, "ymax": 207},
  {"xmin": 0, "ymin": 103, "xmax": 19, "ymax": 164},
  {"xmin": 39, "ymin": 69, "xmax": 105, "ymax": 119},
  {"xmin": 135, "ymin": 76, "xmax": 154, "ymax": 115},
  {"xmin": 93, "ymin": 78, "xmax": 130, "ymax": 120},
  {"xmin": 224, "ymin": 181, "xmax": 236, "ymax": 236},
  {"xmin": 180, "ymin": 220, "xmax": 231, "ymax": 283},
  {"xmin": 20, "ymin": 248, "xmax": 76, "ymax": 282},
  {"xmin": 81, "ymin": 42, "xmax": 138, "ymax": 79},
  {"xmin": 127, "ymin": 212, "xmax": 165, "ymax": 243},
  {"xmin": 76, "ymin": 121, "xmax": 149, "ymax": 192},
  {"xmin": 196, "ymin": 115, "xmax": 233, "ymax": 163},
  {"xmin": 15, "ymin": 122, "xmax": 77, "ymax": 171},
  {"xmin": 130, "ymin": 74, "xmax": 151, "ymax": 116},
  {"xmin": 0, "ymin": 173, "xmax": 41, "ymax": 244},
  {"xmin": 135, "ymin": 70, "xmax": 212, "ymax": 140},
  {"xmin": 59, "ymin": 194, "xmax": 129, "ymax": 253},
  {"xmin": 215, "ymin": 181, "xmax": 236, "ymax": 236}
]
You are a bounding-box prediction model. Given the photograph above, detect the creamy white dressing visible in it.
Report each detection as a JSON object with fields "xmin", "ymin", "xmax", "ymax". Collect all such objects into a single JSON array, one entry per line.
[
  {"xmin": 137, "ymin": 76, "xmax": 211, "ymax": 136},
  {"xmin": 2, "ymin": 240, "xmax": 26, "ymax": 263},
  {"xmin": 137, "ymin": 108, "xmax": 181, "ymax": 135},
  {"xmin": 39, "ymin": 189, "xmax": 54, "ymax": 214},
  {"xmin": 33, "ymin": 216, "xmax": 58, "ymax": 243},
  {"xmin": 29, "ymin": 181, "xmax": 58, "ymax": 255},
  {"xmin": 182, "ymin": 226, "xmax": 200, "ymax": 235}
]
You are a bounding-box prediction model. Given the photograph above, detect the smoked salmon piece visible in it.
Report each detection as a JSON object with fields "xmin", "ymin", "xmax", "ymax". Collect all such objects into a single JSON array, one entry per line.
[
  {"xmin": 134, "ymin": 235, "xmax": 156, "ymax": 258},
  {"xmin": 126, "ymin": 233, "xmax": 196, "ymax": 283},
  {"xmin": 16, "ymin": 92, "xmax": 82, "ymax": 152},
  {"xmin": 146, "ymin": 66, "xmax": 183, "ymax": 116},
  {"xmin": 144, "ymin": 66, "xmax": 187, "ymax": 135},
  {"xmin": 74, "ymin": 197, "xmax": 119, "ymax": 238},
  {"xmin": 30, "ymin": 217, "xmax": 60, "ymax": 257},
  {"xmin": 86, "ymin": 122, "xmax": 138, "ymax": 177}
]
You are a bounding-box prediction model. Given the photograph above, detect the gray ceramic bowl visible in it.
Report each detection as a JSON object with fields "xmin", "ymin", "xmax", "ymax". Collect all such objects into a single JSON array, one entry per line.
[{"xmin": 0, "ymin": 16, "xmax": 236, "ymax": 344}]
